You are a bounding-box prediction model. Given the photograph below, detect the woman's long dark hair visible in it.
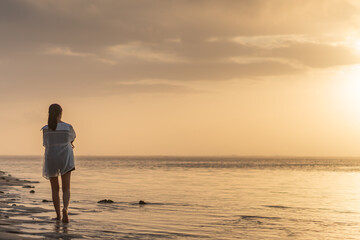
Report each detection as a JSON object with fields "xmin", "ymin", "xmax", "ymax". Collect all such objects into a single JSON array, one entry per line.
[{"xmin": 48, "ymin": 104, "xmax": 62, "ymax": 131}]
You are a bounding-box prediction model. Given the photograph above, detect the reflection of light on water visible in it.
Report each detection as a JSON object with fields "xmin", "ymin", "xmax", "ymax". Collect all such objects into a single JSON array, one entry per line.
[
  {"xmin": 17, "ymin": 234, "xmax": 43, "ymax": 239},
  {"xmin": 18, "ymin": 223, "xmax": 51, "ymax": 233},
  {"xmin": 7, "ymin": 215, "xmax": 35, "ymax": 221},
  {"xmin": 54, "ymin": 222, "xmax": 69, "ymax": 236},
  {"xmin": 331, "ymin": 173, "xmax": 360, "ymax": 213}
]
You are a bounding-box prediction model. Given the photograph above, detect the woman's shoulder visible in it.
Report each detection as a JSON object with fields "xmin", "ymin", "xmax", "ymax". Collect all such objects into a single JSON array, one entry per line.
[
  {"xmin": 57, "ymin": 122, "xmax": 73, "ymax": 130},
  {"xmin": 41, "ymin": 122, "xmax": 73, "ymax": 131}
]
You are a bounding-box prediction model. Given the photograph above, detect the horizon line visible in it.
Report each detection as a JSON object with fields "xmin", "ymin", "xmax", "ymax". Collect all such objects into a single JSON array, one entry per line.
[{"xmin": 2, "ymin": 154, "xmax": 360, "ymax": 159}]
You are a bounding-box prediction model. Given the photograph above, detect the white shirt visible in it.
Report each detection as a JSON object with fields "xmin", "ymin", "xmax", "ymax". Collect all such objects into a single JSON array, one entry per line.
[{"xmin": 41, "ymin": 122, "xmax": 76, "ymax": 179}]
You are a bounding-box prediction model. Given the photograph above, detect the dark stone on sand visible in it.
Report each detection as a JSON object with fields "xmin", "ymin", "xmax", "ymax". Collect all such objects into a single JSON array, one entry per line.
[
  {"xmin": 30, "ymin": 190, "xmax": 35, "ymax": 193},
  {"xmin": 12, "ymin": 204, "xmax": 16, "ymax": 206},
  {"xmin": 97, "ymin": 199, "xmax": 114, "ymax": 204},
  {"xmin": 8, "ymin": 174, "xmax": 11, "ymax": 177},
  {"xmin": 1, "ymin": 177, "xmax": 5, "ymax": 180},
  {"xmin": 23, "ymin": 185, "xmax": 35, "ymax": 188},
  {"xmin": 0, "ymin": 191, "xmax": 4, "ymax": 193},
  {"xmin": 42, "ymin": 199, "xmax": 52, "ymax": 203},
  {"xmin": 139, "ymin": 200, "xmax": 146, "ymax": 205}
]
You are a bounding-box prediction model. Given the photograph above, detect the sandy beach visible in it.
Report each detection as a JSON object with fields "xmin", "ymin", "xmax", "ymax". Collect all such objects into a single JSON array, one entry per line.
[{"xmin": 0, "ymin": 170, "xmax": 71, "ymax": 239}]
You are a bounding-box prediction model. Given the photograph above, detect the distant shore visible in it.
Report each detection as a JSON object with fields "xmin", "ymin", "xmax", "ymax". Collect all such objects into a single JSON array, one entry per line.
[{"xmin": 0, "ymin": 170, "xmax": 54, "ymax": 239}]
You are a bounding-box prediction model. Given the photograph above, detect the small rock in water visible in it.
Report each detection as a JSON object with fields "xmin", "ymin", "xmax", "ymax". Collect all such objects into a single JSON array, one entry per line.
[
  {"xmin": 23, "ymin": 185, "xmax": 35, "ymax": 188},
  {"xmin": 42, "ymin": 199, "xmax": 52, "ymax": 203},
  {"xmin": 97, "ymin": 199, "xmax": 114, "ymax": 203},
  {"xmin": 1, "ymin": 177, "xmax": 5, "ymax": 180},
  {"xmin": 139, "ymin": 200, "xmax": 146, "ymax": 205},
  {"xmin": 0, "ymin": 191, "xmax": 4, "ymax": 194},
  {"xmin": 12, "ymin": 204, "xmax": 16, "ymax": 206},
  {"xmin": 30, "ymin": 190, "xmax": 35, "ymax": 193}
]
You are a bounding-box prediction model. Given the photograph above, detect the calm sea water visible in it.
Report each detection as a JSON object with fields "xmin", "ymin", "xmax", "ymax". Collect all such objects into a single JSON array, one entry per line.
[{"xmin": 2, "ymin": 156, "xmax": 360, "ymax": 239}]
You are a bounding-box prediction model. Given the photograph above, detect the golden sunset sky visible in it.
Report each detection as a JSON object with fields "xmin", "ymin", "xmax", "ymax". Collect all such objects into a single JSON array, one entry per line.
[{"xmin": 2, "ymin": 0, "xmax": 360, "ymax": 156}]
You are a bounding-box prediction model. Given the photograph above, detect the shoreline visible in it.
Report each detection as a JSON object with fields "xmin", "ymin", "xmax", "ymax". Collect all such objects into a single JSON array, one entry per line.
[{"xmin": 0, "ymin": 170, "xmax": 58, "ymax": 239}]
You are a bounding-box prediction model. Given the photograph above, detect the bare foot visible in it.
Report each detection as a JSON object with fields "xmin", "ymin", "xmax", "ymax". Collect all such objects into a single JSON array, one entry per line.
[
  {"xmin": 62, "ymin": 209, "xmax": 69, "ymax": 223},
  {"xmin": 52, "ymin": 216, "xmax": 61, "ymax": 221}
]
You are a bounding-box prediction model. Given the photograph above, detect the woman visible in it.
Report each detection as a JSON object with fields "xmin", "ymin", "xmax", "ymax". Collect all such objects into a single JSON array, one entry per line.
[{"xmin": 41, "ymin": 104, "xmax": 76, "ymax": 223}]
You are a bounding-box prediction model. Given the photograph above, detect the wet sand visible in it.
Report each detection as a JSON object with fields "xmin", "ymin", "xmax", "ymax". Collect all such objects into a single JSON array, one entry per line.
[{"xmin": 0, "ymin": 170, "xmax": 64, "ymax": 239}]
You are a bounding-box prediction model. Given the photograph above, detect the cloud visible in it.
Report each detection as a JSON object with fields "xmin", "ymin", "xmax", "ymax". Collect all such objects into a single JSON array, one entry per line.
[
  {"xmin": 228, "ymin": 56, "xmax": 305, "ymax": 69},
  {"xmin": 106, "ymin": 61, "xmax": 301, "ymax": 81},
  {"xmin": 1, "ymin": 0, "xmax": 360, "ymax": 99},
  {"xmin": 44, "ymin": 46, "xmax": 92, "ymax": 57},
  {"xmin": 108, "ymin": 42, "xmax": 185, "ymax": 63},
  {"xmin": 230, "ymin": 35, "xmax": 314, "ymax": 49},
  {"xmin": 107, "ymin": 80, "xmax": 204, "ymax": 94},
  {"xmin": 1, "ymin": 0, "xmax": 358, "ymax": 49},
  {"xmin": 165, "ymin": 38, "xmax": 181, "ymax": 43},
  {"xmin": 228, "ymin": 35, "xmax": 360, "ymax": 68},
  {"xmin": 206, "ymin": 37, "xmax": 221, "ymax": 43},
  {"xmin": 269, "ymin": 42, "xmax": 360, "ymax": 68},
  {"xmin": 43, "ymin": 46, "xmax": 117, "ymax": 65}
]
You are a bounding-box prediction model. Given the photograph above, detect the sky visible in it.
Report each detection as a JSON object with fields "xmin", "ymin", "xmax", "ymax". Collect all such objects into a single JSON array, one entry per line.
[{"xmin": 2, "ymin": 0, "xmax": 360, "ymax": 156}]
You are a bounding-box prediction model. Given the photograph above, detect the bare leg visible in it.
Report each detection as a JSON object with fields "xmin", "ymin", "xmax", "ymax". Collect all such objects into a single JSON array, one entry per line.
[
  {"xmin": 61, "ymin": 171, "xmax": 71, "ymax": 223},
  {"xmin": 49, "ymin": 177, "xmax": 61, "ymax": 220}
]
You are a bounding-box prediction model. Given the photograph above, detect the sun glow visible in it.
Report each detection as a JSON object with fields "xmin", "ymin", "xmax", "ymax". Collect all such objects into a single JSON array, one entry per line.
[
  {"xmin": 352, "ymin": 40, "xmax": 360, "ymax": 53},
  {"xmin": 343, "ymin": 33, "xmax": 360, "ymax": 53},
  {"xmin": 333, "ymin": 65, "xmax": 360, "ymax": 119}
]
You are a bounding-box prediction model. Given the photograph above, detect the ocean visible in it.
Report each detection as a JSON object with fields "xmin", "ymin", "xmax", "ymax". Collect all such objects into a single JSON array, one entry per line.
[{"xmin": 1, "ymin": 156, "xmax": 360, "ymax": 239}]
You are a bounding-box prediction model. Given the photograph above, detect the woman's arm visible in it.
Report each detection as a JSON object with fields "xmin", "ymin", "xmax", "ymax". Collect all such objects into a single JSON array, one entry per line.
[
  {"xmin": 42, "ymin": 130, "xmax": 46, "ymax": 147},
  {"xmin": 69, "ymin": 124, "xmax": 76, "ymax": 149}
]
